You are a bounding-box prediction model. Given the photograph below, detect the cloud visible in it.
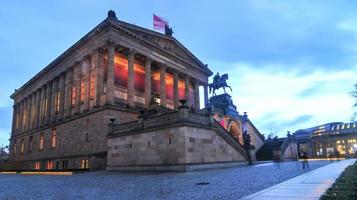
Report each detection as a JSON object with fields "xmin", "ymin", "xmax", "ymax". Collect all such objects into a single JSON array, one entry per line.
[{"xmin": 207, "ymin": 61, "xmax": 357, "ymax": 136}]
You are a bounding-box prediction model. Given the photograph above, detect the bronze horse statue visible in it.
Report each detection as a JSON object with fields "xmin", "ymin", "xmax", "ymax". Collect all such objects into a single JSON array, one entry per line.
[{"xmin": 209, "ymin": 73, "xmax": 232, "ymax": 95}]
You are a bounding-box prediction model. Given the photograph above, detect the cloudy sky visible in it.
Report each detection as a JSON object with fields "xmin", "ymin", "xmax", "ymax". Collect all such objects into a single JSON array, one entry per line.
[{"xmin": 1, "ymin": 0, "xmax": 356, "ymax": 145}]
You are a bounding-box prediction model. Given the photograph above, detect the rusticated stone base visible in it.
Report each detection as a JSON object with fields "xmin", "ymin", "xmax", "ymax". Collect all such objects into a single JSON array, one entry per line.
[{"xmin": 107, "ymin": 125, "xmax": 248, "ymax": 171}]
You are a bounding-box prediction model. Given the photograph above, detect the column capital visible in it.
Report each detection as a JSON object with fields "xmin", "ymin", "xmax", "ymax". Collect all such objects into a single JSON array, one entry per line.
[
  {"xmin": 106, "ymin": 38, "xmax": 116, "ymax": 47},
  {"xmin": 128, "ymin": 48, "xmax": 137, "ymax": 56}
]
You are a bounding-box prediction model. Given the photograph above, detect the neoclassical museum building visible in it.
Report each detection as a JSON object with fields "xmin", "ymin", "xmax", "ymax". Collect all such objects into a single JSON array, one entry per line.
[{"xmin": 8, "ymin": 11, "xmax": 264, "ymax": 171}]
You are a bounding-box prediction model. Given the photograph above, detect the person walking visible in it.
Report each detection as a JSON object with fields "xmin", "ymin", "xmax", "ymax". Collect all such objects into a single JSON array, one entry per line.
[{"xmin": 301, "ymin": 151, "xmax": 309, "ymax": 170}]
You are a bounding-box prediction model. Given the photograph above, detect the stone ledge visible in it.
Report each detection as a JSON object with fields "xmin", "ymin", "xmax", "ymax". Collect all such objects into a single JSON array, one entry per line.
[{"xmin": 106, "ymin": 161, "xmax": 248, "ymax": 172}]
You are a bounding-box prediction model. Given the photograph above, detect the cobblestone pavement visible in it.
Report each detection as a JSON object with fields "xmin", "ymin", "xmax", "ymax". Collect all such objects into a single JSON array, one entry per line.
[{"xmin": 0, "ymin": 161, "xmax": 330, "ymax": 200}]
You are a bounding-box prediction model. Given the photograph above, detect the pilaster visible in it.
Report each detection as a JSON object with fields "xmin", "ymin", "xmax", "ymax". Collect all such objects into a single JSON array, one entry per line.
[
  {"xmin": 173, "ymin": 71, "xmax": 179, "ymax": 109},
  {"xmin": 64, "ymin": 67, "xmax": 73, "ymax": 118},
  {"xmin": 185, "ymin": 75, "xmax": 190, "ymax": 107},
  {"xmin": 145, "ymin": 57, "xmax": 152, "ymax": 108},
  {"xmin": 105, "ymin": 43, "xmax": 115, "ymax": 105},
  {"xmin": 127, "ymin": 49, "xmax": 135, "ymax": 107},
  {"xmin": 160, "ymin": 65, "xmax": 167, "ymax": 107}
]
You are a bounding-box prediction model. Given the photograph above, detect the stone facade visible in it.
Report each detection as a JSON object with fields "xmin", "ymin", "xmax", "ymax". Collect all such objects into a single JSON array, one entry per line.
[{"xmin": 8, "ymin": 10, "xmax": 212, "ymax": 170}]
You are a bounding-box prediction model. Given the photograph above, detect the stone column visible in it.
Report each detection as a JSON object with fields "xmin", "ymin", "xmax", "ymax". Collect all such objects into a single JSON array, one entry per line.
[
  {"xmin": 51, "ymin": 78, "xmax": 58, "ymax": 122},
  {"xmin": 92, "ymin": 48, "xmax": 104, "ymax": 107},
  {"xmin": 64, "ymin": 67, "xmax": 73, "ymax": 118},
  {"xmin": 73, "ymin": 63, "xmax": 81, "ymax": 114},
  {"xmin": 185, "ymin": 75, "xmax": 190, "ymax": 107},
  {"xmin": 58, "ymin": 72, "xmax": 66, "ymax": 120},
  {"xmin": 82, "ymin": 57, "xmax": 90, "ymax": 111},
  {"xmin": 105, "ymin": 43, "xmax": 115, "ymax": 105},
  {"xmin": 18, "ymin": 101, "xmax": 22, "ymax": 133},
  {"xmin": 45, "ymin": 81, "xmax": 52, "ymax": 125},
  {"xmin": 145, "ymin": 57, "xmax": 152, "ymax": 108},
  {"xmin": 160, "ymin": 65, "xmax": 167, "ymax": 107},
  {"xmin": 194, "ymin": 81, "xmax": 200, "ymax": 110},
  {"xmin": 26, "ymin": 96, "xmax": 30, "ymax": 131},
  {"xmin": 30, "ymin": 93, "xmax": 35, "ymax": 130},
  {"xmin": 127, "ymin": 49, "xmax": 135, "ymax": 107},
  {"xmin": 11, "ymin": 104, "xmax": 17, "ymax": 134},
  {"xmin": 35, "ymin": 89, "xmax": 41, "ymax": 128},
  {"xmin": 39, "ymin": 86, "xmax": 45, "ymax": 127},
  {"xmin": 173, "ymin": 71, "xmax": 179, "ymax": 109},
  {"xmin": 20, "ymin": 100, "xmax": 25, "ymax": 133},
  {"xmin": 203, "ymin": 84, "xmax": 209, "ymax": 107}
]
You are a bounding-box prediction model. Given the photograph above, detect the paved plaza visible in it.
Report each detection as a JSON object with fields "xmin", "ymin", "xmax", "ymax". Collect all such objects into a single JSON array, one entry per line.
[{"xmin": 0, "ymin": 160, "xmax": 334, "ymax": 200}]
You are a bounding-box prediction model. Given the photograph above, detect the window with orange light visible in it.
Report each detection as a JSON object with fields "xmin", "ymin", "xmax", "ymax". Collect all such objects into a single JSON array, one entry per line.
[
  {"xmin": 39, "ymin": 133, "xmax": 44, "ymax": 150},
  {"xmin": 56, "ymin": 91, "xmax": 60, "ymax": 112},
  {"xmin": 80, "ymin": 159, "xmax": 89, "ymax": 169},
  {"xmin": 80, "ymin": 80, "xmax": 85, "ymax": 102},
  {"xmin": 178, "ymin": 79, "xmax": 185, "ymax": 100},
  {"xmin": 71, "ymin": 86, "xmax": 76, "ymax": 106},
  {"xmin": 20, "ymin": 139, "xmax": 24, "ymax": 154},
  {"xmin": 165, "ymin": 73, "xmax": 174, "ymax": 100},
  {"xmin": 134, "ymin": 61, "xmax": 145, "ymax": 92},
  {"xmin": 51, "ymin": 129, "xmax": 56, "ymax": 148},
  {"xmin": 152, "ymin": 70, "xmax": 160, "ymax": 95},
  {"xmin": 90, "ymin": 73, "xmax": 95, "ymax": 99},
  {"xmin": 114, "ymin": 53, "xmax": 128, "ymax": 87},
  {"xmin": 46, "ymin": 161, "xmax": 53, "ymax": 170},
  {"xmin": 35, "ymin": 162, "xmax": 40, "ymax": 170}
]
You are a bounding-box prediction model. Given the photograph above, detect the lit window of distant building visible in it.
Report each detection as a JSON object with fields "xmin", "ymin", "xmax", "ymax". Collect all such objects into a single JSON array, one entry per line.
[
  {"xmin": 56, "ymin": 91, "xmax": 61, "ymax": 112},
  {"xmin": 39, "ymin": 133, "xmax": 44, "ymax": 150},
  {"xmin": 35, "ymin": 162, "xmax": 40, "ymax": 170},
  {"xmin": 71, "ymin": 86, "xmax": 76, "ymax": 106},
  {"xmin": 51, "ymin": 129, "xmax": 57, "ymax": 148},
  {"xmin": 46, "ymin": 161, "xmax": 53, "ymax": 170},
  {"xmin": 20, "ymin": 139, "xmax": 24, "ymax": 154},
  {"xmin": 28, "ymin": 136, "xmax": 33, "ymax": 152},
  {"xmin": 80, "ymin": 159, "xmax": 89, "ymax": 169}
]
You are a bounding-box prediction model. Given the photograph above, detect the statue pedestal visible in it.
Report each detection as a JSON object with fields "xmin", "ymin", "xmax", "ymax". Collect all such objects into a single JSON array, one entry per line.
[{"xmin": 208, "ymin": 94, "xmax": 239, "ymax": 118}]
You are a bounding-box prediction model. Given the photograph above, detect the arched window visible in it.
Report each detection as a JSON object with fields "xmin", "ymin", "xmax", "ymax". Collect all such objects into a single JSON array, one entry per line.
[{"xmin": 39, "ymin": 133, "xmax": 44, "ymax": 150}]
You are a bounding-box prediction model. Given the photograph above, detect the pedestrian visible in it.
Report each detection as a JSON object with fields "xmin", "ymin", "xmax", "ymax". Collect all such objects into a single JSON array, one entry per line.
[{"xmin": 301, "ymin": 151, "xmax": 309, "ymax": 170}]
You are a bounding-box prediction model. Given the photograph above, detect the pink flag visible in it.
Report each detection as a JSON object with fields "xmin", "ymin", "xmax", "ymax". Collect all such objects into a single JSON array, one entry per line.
[{"xmin": 153, "ymin": 14, "xmax": 168, "ymax": 31}]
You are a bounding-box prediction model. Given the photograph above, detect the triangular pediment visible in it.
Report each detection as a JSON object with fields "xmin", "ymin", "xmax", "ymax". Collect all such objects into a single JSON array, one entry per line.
[{"xmin": 110, "ymin": 19, "xmax": 211, "ymax": 74}]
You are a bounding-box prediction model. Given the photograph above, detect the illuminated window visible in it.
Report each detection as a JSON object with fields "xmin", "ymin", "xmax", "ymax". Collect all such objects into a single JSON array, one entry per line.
[
  {"xmin": 354, "ymin": 123, "xmax": 356, "ymax": 128},
  {"xmin": 39, "ymin": 133, "xmax": 44, "ymax": 150},
  {"xmin": 28, "ymin": 136, "xmax": 33, "ymax": 152},
  {"xmin": 51, "ymin": 129, "xmax": 56, "ymax": 148},
  {"xmin": 331, "ymin": 126, "xmax": 335, "ymax": 131},
  {"xmin": 347, "ymin": 124, "xmax": 350, "ymax": 129},
  {"xmin": 35, "ymin": 162, "xmax": 40, "ymax": 170},
  {"xmin": 71, "ymin": 86, "xmax": 76, "ymax": 106},
  {"xmin": 46, "ymin": 161, "xmax": 53, "ymax": 170},
  {"xmin": 20, "ymin": 139, "xmax": 24, "ymax": 154},
  {"xmin": 43, "ymin": 98, "xmax": 48, "ymax": 118},
  {"xmin": 81, "ymin": 80, "xmax": 85, "ymax": 102},
  {"xmin": 80, "ymin": 159, "xmax": 89, "ymax": 169},
  {"xmin": 336, "ymin": 125, "xmax": 340, "ymax": 130},
  {"xmin": 114, "ymin": 53, "xmax": 128, "ymax": 87},
  {"xmin": 56, "ymin": 91, "xmax": 61, "ymax": 112},
  {"xmin": 90, "ymin": 73, "xmax": 95, "ymax": 99}
]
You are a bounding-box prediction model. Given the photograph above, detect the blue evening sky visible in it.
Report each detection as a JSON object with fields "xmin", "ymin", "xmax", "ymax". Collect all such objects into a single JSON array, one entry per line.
[{"xmin": 1, "ymin": 0, "xmax": 356, "ymax": 146}]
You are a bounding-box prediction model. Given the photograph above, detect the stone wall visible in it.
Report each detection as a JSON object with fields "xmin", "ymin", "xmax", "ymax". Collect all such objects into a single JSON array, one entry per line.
[
  {"xmin": 10, "ymin": 107, "xmax": 138, "ymax": 170},
  {"xmin": 107, "ymin": 125, "xmax": 247, "ymax": 171}
]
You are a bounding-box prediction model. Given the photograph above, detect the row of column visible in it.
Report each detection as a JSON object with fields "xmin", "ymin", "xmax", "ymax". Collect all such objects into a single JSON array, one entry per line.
[
  {"xmin": 105, "ymin": 43, "xmax": 208, "ymax": 109},
  {"xmin": 12, "ymin": 44, "xmax": 209, "ymax": 135}
]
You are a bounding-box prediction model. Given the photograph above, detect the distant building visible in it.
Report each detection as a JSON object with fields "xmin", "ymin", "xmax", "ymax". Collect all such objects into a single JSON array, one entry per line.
[{"xmin": 295, "ymin": 122, "xmax": 357, "ymax": 158}]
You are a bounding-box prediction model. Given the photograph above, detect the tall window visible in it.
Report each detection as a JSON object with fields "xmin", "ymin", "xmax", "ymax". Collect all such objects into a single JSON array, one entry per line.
[
  {"xmin": 28, "ymin": 136, "xmax": 33, "ymax": 152},
  {"xmin": 56, "ymin": 91, "xmax": 61, "ymax": 112},
  {"xmin": 51, "ymin": 129, "xmax": 57, "ymax": 148},
  {"xmin": 39, "ymin": 133, "xmax": 44, "ymax": 150},
  {"xmin": 114, "ymin": 53, "xmax": 128, "ymax": 87},
  {"xmin": 80, "ymin": 80, "xmax": 85, "ymax": 102},
  {"xmin": 46, "ymin": 161, "xmax": 53, "ymax": 170},
  {"xmin": 71, "ymin": 86, "xmax": 76, "ymax": 106},
  {"xmin": 20, "ymin": 139, "xmax": 24, "ymax": 154},
  {"xmin": 35, "ymin": 162, "xmax": 40, "ymax": 170},
  {"xmin": 90, "ymin": 73, "xmax": 95, "ymax": 99},
  {"xmin": 80, "ymin": 159, "xmax": 89, "ymax": 169}
]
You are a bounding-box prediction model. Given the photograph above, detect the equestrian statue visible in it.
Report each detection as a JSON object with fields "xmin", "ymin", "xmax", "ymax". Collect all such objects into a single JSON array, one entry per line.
[{"xmin": 209, "ymin": 72, "xmax": 232, "ymax": 95}]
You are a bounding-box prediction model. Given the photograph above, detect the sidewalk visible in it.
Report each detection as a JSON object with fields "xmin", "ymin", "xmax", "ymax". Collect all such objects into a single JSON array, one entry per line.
[{"xmin": 241, "ymin": 159, "xmax": 356, "ymax": 200}]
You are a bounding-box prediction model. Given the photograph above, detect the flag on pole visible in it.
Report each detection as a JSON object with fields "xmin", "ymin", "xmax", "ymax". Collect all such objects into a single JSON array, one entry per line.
[{"xmin": 153, "ymin": 14, "xmax": 168, "ymax": 31}]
